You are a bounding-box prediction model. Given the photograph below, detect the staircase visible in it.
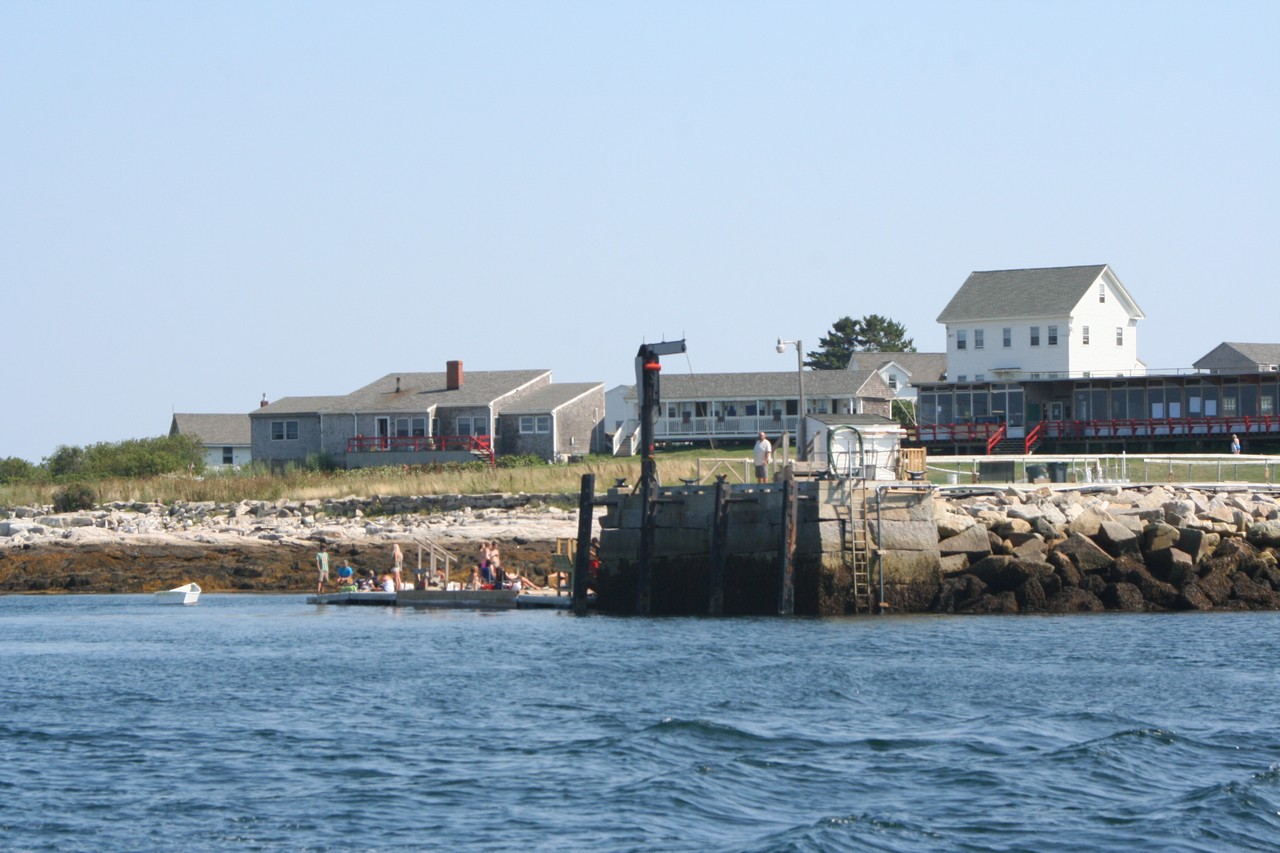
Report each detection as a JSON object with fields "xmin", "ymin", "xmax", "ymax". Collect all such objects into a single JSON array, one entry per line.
[
  {"xmin": 611, "ymin": 420, "xmax": 640, "ymax": 457},
  {"xmin": 835, "ymin": 484, "xmax": 874, "ymax": 613},
  {"xmin": 989, "ymin": 437, "xmax": 1026, "ymax": 455}
]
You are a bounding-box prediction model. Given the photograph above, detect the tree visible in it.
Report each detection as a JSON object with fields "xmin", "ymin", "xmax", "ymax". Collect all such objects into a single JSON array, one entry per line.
[
  {"xmin": 0, "ymin": 456, "xmax": 39, "ymax": 485},
  {"xmin": 805, "ymin": 314, "xmax": 915, "ymax": 370}
]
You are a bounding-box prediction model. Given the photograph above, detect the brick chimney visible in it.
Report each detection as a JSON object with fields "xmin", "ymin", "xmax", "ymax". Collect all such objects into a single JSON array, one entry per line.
[{"xmin": 447, "ymin": 360, "xmax": 463, "ymax": 390}]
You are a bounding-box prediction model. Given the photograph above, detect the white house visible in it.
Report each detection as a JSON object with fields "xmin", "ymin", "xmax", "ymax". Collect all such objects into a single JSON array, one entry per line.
[
  {"xmin": 169, "ymin": 413, "xmax": 253, "ymax": 469},
  {"xmin": 845, "ymin": 351, "xmax": 947, "ymax": 405},
  {"xmin": 936, "ymin": 264, "xmax": 1145, "ymax": 382}
]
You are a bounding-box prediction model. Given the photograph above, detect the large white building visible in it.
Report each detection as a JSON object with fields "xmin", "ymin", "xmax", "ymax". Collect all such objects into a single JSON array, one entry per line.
[{"xmin": 936, "ymin": 264, "xmax": 1145, "ymax": 382}]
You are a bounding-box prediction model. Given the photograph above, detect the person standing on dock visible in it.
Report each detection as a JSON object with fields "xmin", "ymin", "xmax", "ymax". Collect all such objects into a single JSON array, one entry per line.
[
  {"xmin": 315, "ymin": 549, "xmax": 330, "ymax": 594},
  {"xmin": 754, "ymin": 432, "xmax": 773, "ymax": 483},
  {"xmin": 391, "ymin": 542, "xmax": 404, "ymax": 590},
  {"xmin": 1231, "ymin": 434, "xmax": 1241, "ymax": 454}
]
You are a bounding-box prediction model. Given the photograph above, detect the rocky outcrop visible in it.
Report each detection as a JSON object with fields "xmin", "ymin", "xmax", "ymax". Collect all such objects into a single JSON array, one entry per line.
[
  {"xmin": 0, "ymin": 495, "xmax": 583, "ymax": 594},
  {"xmin": 931, "ymin": 484, "xmax": 1280, "ymax": 614}
]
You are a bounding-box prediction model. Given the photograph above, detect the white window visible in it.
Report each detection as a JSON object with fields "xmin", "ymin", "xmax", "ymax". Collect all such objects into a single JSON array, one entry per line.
[
  {"xmin": 271, "ymin": 420, "xmax": 298, "ymax": 441},
  {"xmin": 1116, "ymin": 327, "xmax": 1123, "ymax": 346},
  {"xmin": 222, "ymin": 447, "xmax": 233, "ymax": 464},
  {"xmin": 1048, "ymin": 325, "xmax": 1059, "ymax": 346},
  {"xmin": 1099, "ymin": 282, "xmax": 1106, "ymax": 303},
  {"xmin": 888, "ymin": 375, "xmax": 898, "ymax": 390},
  {"xmin": 974, "ymin": 329, "xmax": 985, "ymax": 350},
  {"xmin": 1030, "ymin": 326, "xmax": 1040, "ymax": 346},
  {"xmin": 975, "ymin": 374, "xmax": 985, "ymax": 382},
  {"xmin": 956, "ymin": 330, "xmax": 967, "ymax": 350},
  {"xmin": 957, "ymin": 375, "xmax": 967, "ymax": 382},
  {"xmin": 1002, "ymin": 327, "xmax": 1011, "ymax": 348},
  {"xmin": 1082, "ymin": 326, "xmax": 1090, "ymax": 346},
  {"xmin": 519, "ymin": 415, "xmax": 551, "ymax": 434}
]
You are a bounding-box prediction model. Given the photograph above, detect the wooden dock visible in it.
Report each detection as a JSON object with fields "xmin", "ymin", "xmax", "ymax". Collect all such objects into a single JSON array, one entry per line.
[{"xmin": 307, "ymin": 588, "xmax": 572, "ymax": 610}]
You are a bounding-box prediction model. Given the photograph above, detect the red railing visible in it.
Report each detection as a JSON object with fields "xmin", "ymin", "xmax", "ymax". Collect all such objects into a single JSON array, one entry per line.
[
  {"xmin": 346, "ymin": 434, "xmax": 495, "ymax": 465},
  {"xmin": 911, "ymin": 415, "xmax": 1280, "ymax": 446},
  {"xmin": 905, "ymin": 422, "xmax": 1006, "ymax": 444},
  {"xmin": 985, "ymin": 422, "xmax": 1008, "ymax": 455},
  {"xmin": 1041, "ymin": 415, "xmax": 1280, "ymax": 440},
  {"xmin": 1024, "ymin": 421, "xmax": 1047, "ymax": 454}
]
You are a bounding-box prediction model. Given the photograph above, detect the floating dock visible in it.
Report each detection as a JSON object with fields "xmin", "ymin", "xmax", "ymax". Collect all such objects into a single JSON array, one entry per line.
[{"xmin": 307, "ymin": 588, "xmax": 573, "ymax": 610}]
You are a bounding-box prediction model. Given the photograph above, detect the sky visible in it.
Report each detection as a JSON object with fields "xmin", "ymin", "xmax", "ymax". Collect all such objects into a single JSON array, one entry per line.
[{"xmin": 3, "ymin": 1, "xmax": 1278, "ymax": 463}]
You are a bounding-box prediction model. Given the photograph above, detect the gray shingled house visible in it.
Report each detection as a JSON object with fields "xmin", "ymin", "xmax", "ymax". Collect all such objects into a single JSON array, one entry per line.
[
  {"xmin": 169, "ymin": 413, "xmax": 252, "ymax": 469},
  {"xmin": 1194, "ymin": 343, "xmax": 1280, "ymax": 375},
  {"xmin": 250, "ymin": 361, "xmax": 604, "ymax": 468},
  {"xmin": 617, "ymin": 368, "xmax": 892, "ymax": 456}
]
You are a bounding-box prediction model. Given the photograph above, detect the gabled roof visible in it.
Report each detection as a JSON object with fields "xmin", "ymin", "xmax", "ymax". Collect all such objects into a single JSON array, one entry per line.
[
  {"xmin": 1194, "ymin": 342, "xmax": 1280, "ymax": 371},
  {"xmin": 170, "ymin": 413, "xmax": 252, "ymax": 445},
  {"xmin": 658, "ymin": 369, "xmax": 886, "ymax": 399},
  {"xmin": 341, "ymin": 370, "xmax": 551, "ymax": 412},
  {"xmin": 847, "ymin": 351, "xmax": 947, "ymax": 382},
  {"xmin": 250, "ymin": 370, "xmax": 552, "ymax": 417},
  {"xmin": 503, "ymin": 383, "xmax": 603, "ymax": 415},
  {"xmin": 936, "ymin": 264, "xmax": 1144, "ymax": 323},
  {"xmin": 251, "ymin": 395, "xmax": 348, "ymax": 417}
]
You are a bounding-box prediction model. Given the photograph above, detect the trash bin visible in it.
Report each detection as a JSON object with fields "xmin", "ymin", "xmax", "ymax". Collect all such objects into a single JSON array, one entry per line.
[
  {"xmin": 1026, "ymin": 463, "xmax": 1047, "ymax": 483},
  {"xmin": 1047, "ymin": 461, "xmax": 1068, "ymax": 483}
]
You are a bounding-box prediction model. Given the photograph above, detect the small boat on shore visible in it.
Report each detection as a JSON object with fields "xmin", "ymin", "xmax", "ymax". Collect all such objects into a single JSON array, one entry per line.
[{"xmin": 155, "ymin": 582, "xmax": 201, "ymax": 605}]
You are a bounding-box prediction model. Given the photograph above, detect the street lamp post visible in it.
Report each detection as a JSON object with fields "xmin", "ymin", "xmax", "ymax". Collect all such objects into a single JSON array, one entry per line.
[{"xmin": 776, "ymin": 338, "xmax": 807, "ymax": 461}]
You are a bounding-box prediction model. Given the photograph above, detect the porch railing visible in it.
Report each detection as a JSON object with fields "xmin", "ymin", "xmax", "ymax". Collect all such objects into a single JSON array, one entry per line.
[
  {"xmin": 346, "ymin": 434, "xmax": 495, "ymax": 464},
  {"xmin": 910, "ymin": 415, "xmax": 1280, "ymax": 445}
]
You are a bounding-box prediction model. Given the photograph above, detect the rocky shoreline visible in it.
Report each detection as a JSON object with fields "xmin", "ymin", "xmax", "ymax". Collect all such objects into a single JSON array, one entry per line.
[
  {"xmin": 932, "ymin": 483, "xmax": 1280, "ymax": 613},
  {"xmin": 9, "ymin": 483, "xmax": 1280, "ymax": 614},
  {"xmin": 0, "ymin": 493, "xmax": 586, "ymax": 595}
]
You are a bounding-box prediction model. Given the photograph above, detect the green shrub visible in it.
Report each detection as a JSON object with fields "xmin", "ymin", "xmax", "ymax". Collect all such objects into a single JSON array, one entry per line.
[
  {"xmin": 0, "ymin": 456, "xmax": 39, "ymax": 485},
  {"xmin": 305, "ymin": 452, "xmax": 338, "ymax": 472},
  {"xmin": 52, "ymin": 483, "xmax": 96, "ymax": 512},
  {"xmin": 495, "ymin": 454, "xmax": 547, "ymax": 469}
]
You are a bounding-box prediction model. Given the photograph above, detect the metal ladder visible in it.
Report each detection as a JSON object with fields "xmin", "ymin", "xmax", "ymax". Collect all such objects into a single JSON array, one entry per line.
[{"xmin": 836, "ymin": 483, "xmax": 874, "ymax": 613}]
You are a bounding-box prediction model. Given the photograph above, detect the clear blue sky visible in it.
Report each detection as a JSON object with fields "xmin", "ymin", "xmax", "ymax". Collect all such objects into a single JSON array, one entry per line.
[{"xmin": 3, "ymin": 1, "xmax": 1277, "ymax": 463}]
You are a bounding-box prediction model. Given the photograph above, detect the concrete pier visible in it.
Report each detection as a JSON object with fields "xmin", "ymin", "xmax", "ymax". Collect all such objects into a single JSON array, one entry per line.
[{"xmin": 593, "ymin": 478, "xmax": 939, "ymax": 616}]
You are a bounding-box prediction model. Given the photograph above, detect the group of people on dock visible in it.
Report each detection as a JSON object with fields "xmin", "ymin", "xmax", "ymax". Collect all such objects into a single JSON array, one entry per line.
[
  {"xmin": 316, "ymin": 548, "xmax": 403, "ymax": 594},
  {"xmin": 466, "ymin": 540, "xmax": 541, "ymax": 591},
  {"xmin": 315, "ymin": 540, "xmax": 539, "ymax": 595}
]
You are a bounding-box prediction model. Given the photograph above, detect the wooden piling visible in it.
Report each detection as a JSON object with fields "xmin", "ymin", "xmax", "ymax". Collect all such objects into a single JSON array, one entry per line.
[
  {"xmin": 708, "ymin": 476, "xmax": 728, "ymax": 615},
  {"xmin": 777, "ymin": 466, "xmax": 796, "ymax": 615},
  {"xmin": 573, "ymin": 473, "xmax": 595, "ymax": 615}
]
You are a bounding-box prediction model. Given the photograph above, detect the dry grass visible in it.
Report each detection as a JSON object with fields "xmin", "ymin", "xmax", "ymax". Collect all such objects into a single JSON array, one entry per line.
[{"xmin": 0, "ymin": 449, "xmax": 747, "ymax": 508}]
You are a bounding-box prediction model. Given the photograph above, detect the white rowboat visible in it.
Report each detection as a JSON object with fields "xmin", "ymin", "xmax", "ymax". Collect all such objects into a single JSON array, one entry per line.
[{"xmin": 155, "ymin": 582, "xmax": 201, "ymax": 605}]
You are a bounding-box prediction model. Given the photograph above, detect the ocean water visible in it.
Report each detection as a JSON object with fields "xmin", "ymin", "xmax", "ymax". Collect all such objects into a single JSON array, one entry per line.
[{"xmin": 1, "ymin": 595, "xmax": 1278, "ymax": 852}]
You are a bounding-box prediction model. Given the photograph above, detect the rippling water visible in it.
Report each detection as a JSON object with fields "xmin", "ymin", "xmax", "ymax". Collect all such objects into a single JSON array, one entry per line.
[{"xmin": 2, "ymin": 594, "xmax": 1279, "ymax": 851}]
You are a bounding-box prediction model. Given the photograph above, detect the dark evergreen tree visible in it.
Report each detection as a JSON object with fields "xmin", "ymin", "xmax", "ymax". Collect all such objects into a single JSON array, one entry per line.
[{"xmin": 806, "ymin": 314, "xmax": 915, "ymax": 369}]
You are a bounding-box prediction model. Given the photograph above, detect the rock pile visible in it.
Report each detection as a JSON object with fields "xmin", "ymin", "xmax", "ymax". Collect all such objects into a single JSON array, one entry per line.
[
  {"xmin": 0, "ymin": 493, "xmax": 581, "ymax": 550},
  {"xmin": 0, "ymin": 494, "xmax": 587, "ymax": 595},
  {"xmin": 932, "ymin": 484, "xmax": 1280, "ymax": 613}
]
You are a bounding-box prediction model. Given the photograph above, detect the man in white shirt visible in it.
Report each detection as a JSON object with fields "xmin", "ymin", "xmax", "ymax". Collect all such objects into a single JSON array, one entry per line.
[{"xmin": 753, "ymin": 432, "xmax": 773, "ymax": 483}]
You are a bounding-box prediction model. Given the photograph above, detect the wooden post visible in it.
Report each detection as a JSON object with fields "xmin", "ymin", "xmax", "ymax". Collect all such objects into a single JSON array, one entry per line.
[
  {"xmin": 572, "ymin": 473, "xmax": 594, "ymax": 615},
  {"xmin": 777, "ymin": 466, "xmax": 796, "ymax": 615},
  {"xmin": 708, "ymin": 476, "xmax": 728, "ymax": 615},
  {"xmin": 637, "ymin": 473, "xmax": 655, "ymax": 615}
]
